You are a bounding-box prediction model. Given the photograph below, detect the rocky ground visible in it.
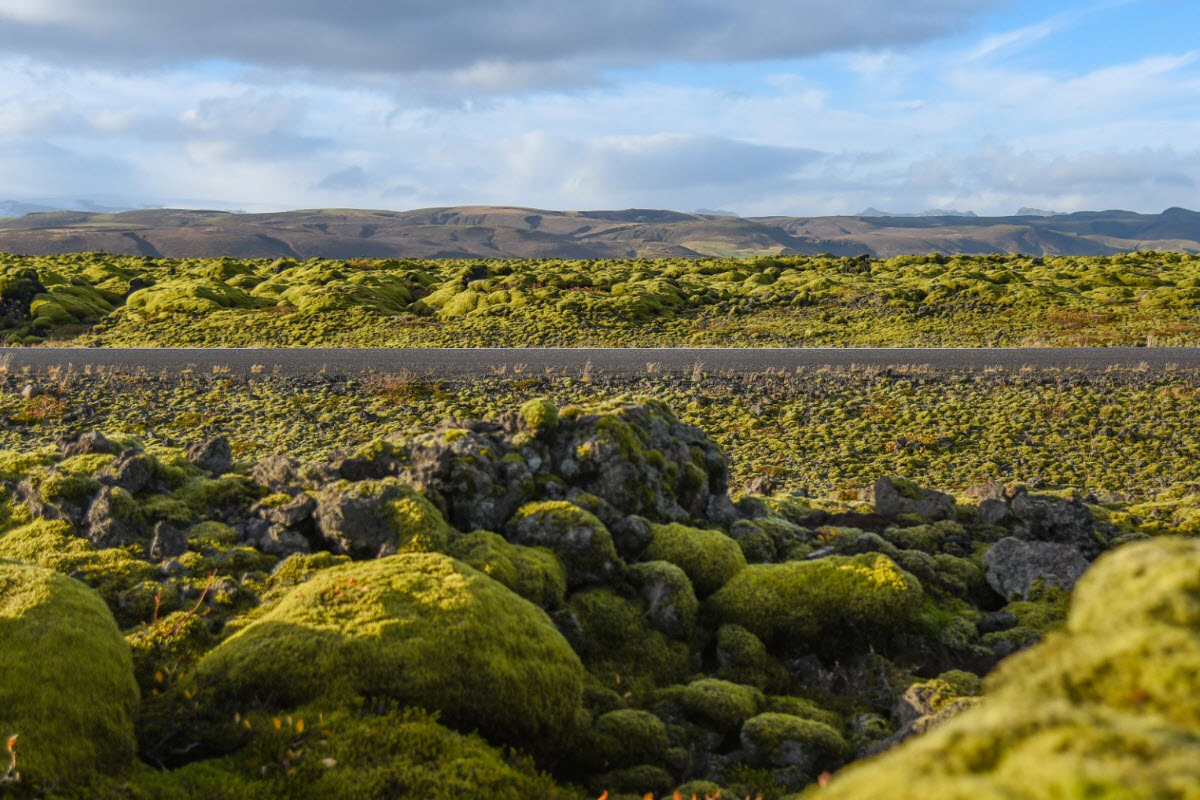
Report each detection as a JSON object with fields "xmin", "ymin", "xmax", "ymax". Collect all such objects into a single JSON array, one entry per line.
[{"xmin": 2, "ymin": 397, "xmax": 1197, "ymax": 798}]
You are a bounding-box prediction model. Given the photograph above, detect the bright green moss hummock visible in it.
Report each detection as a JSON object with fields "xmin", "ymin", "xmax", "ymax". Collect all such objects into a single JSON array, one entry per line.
[
  {"xmin": 707, "ymin": 554, "xmax": 924, "ymax": 649},
  {"xmin": 642, "ymin": 522, "xmax": 747, "ymax": 597},
  {"xmin": 809, "ymin": 538, "xmax": 1200, "ymax": 799},
  {"xmin": 192, "ymin": 553, "xmax": 586, "ymax": 755},
  {"xmin": 0, "ymin": 559, "xmax": 140, "ymax": 791}
]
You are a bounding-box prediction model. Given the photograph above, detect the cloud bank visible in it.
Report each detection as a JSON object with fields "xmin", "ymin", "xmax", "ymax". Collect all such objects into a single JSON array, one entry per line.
[{"xmin": 0, "ymin": 0, "xmax": 1195, "ymax": 217}]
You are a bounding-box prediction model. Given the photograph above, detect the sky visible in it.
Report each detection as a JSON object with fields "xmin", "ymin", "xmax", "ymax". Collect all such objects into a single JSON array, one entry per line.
[{"xmin": 0, "ymin": 0, "xmax": 1196, "ymax": 216}]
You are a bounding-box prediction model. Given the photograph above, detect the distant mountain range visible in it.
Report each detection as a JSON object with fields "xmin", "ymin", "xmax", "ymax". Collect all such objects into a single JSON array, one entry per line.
[
  {"xmin": 0, "ymin": 205, "xmax": 1197, "ymax": 259},
  {"xmin": 857, "ymin": 208, "xmax": 978, "ymax": 218}
]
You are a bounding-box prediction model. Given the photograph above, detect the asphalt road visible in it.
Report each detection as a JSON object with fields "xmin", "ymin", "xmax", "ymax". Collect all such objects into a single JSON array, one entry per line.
[{"xmin": 2, "ymin": 347, "xmax": 1199, "ymax": 376}]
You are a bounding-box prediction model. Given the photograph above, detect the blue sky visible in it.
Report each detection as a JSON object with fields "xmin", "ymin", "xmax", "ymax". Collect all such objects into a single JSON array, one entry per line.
[{"xmin": 0, "ymin": 0, "xmax": 1196, "ymax": 215}]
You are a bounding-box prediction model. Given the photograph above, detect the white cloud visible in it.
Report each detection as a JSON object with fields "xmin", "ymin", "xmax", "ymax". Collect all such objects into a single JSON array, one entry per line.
[{"xmin": 0, "ymin": 0, "xmax": 994, "ymax": 82}]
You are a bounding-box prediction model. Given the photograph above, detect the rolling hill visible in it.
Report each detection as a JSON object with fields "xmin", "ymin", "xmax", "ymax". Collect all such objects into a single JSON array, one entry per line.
[{"xmin": 1, "ymin": 205, "xmax": 1198, "ymax": 259}]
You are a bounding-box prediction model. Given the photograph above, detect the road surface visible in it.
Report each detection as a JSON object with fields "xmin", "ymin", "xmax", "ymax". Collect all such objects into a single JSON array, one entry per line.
[{"xmin": 2, "ymin": 347, "xmax": 1198, "ymax": 376}]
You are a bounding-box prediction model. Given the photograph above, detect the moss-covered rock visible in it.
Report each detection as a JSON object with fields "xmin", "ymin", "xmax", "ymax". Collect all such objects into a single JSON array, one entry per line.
[
  {"xmin": 520, "ymin": 397, "xmax": 559, "ymax": 437},
  {"xmin": 448, "ymin": 530, "xmax": 566, "ymax": 608},
  {"xmin": 676, "ymin": 678, "xmax": 764, "ymax": 734},
  {"xmin": 810, "ymin": 538, "xmax": 1200, "ymax": 799},
  {"xmin": 0, "ymin": 519, "xmax": 157, "ymax": 623},
  {"xmin": 642, "ymin": 522, "xmax": 746, "ymax": 597},
  {"xmin": 589, "ymin": 709, "xmax": 670, "ymax": 769},
  {"xmin": 591, "ymin": 764, "xmax": 675, "ymax": 797},
  {"xmin": 707, "ymin": 554, "xmax": 924, "ymax": 650},
  {"xmin": 566, "ymin": 588, "xmax": 693, "ymax": 692},
  {"xmin": 192, "ymin": 553, "xmax": 586, "ymax": 754},
  {"xmin": 121, "ymin": 707, "xmax": 573, "ymax": 800},
  {"xmin": 740, "ymin": 712, "xmax": 850, "ymax": 772},
  {"xmin": 629, "ymin": 559, "xmax": 699, "ymax": 640},
  {"xmin": 715, "ymin": 624, "xmax": 789, "ymax": 692},
  {"xmin": 0, "ymin": 559, "xmax": 139, "ymax": 790},
  {"xmin": 314, "ymin": 478, "xmax": 453, "ymax": 559},
  {"xmin": 507, "ymin": 501, "xmax": 621, "ymax": 588}
]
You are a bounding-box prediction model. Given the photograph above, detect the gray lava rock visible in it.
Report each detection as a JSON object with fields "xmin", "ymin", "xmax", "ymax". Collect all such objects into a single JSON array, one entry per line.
[
  {"xmin": 149, "ymin": 521, "xmax": 188, "ymax": 560},
  {"xmin": 253, "ymin": 492, "xmax": 316, "ymax": 527},
  {"xmin": 85, "ymin": 486, "xmax": 144, "ymax": 548},
  {"xmin": 965, "ymin": 480, "xmax": 1008, "ymax": 502},
  {"xmin": 258, "ymin": 524, "xmax": 312, "ymax": 557},
  {"xmin": 977, "ymin": 498, "xmax": 1011, "ymax": 525},
  {"xmin": 314, "ymin": 478, "xmax": 448, "ymax": 560},
  {"xmin": 58, "ymin": 431, "xmax": 115, "ymax": 458},
  {"xmin": 630, "ymin": 560, "xmax": 698, "ymax": 640},
  {"xmin": 187, "ymin": 436, "xmax": 233, "ymax": 477},
  {"xmin": 982, "ymin": 537, "xmax": 1090, "ymax": 600},
  {"xmin": 1011, "ymin": 491, "xmax": 1103, "ymax": 556},
  {"xmin": 506, "ymin": 501, "xmax": 621, "ymax": 588},
  {"xmin": 610, "ymin": 514, "xmax": 653, "ymax": 561},
  {"xmin": 976, "ymin": 610, "xmax": 1017, "ymax": 635},
  {"xmin": 251, "ymin": 454, "xmax": 304, "ymax": 491},
  {"xmin": 101, "ymin": 451, "xmax": 154, "ymax": 494},
  {"xmin": 870, "ymin": 476, "xmax": 955, "ymax": 521},
  {"xmin": 397, "ymin": 425, "xmax": 524, "ymax": 532}
]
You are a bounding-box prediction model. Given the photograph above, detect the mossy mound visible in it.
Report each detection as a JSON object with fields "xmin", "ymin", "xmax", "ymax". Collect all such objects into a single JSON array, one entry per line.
[
  {"xmin": 506, "ymin": 500, "xmax": 621, "ymax": 587},
  {"xmin": 120, "ymin": 707, "xmax": 572, "ymax": 800},
  {"xmin": 567, "ymin": 588, "xmax": 694, "ymax": 692},
  {"xmin": 191, "ymin": 553, "xmax": 586, "ymax": 753},
  {"xmin": 675, "ymin": 678, "xmax": 764, "ymax": 734},
  {"xmin": 589, "ymin": 709, "xmax": 670, "ymax": 770},
  {"xmin": 642, "ymin": 522, "xmax": 746, "ymax": 597},
  {"xmin": 740, "ymin": 712, "xmax": 850, "ymax": 772},
  {"xmin": 811, "ymin": 538, "xmax": 1200, "ymax": 799},
  {"xmin": 0, "ymin": 519, "xmax": 157, "ymax": 619},
  {"xmin": 707, "ymin": 554, "xmax": 924, "ymax": 650},
  {"xmin": 314, "ymin": 478, "xmax": 453, "ymax": 559},
  {"xmin": 0, "ymin": 559, "xmax": 139, "ymax": 790},
  {"xmin": 448, "ymin": 530, "xmax": 566, "ymax": 608}
]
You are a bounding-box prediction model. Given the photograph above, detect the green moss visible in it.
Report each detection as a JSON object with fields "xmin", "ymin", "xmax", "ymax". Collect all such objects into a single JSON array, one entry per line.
[
  {"xmin": 507, "ymin": 501, "xmax": 621, "ymax": 587},
  {"xmin": 448, "ymin": 530, "xmax": 567, "ymax": 608},
  {"xmin": 57, "ymin": 452, "xmax": 117, "ymax": 476},
  {"xmin": 0, "ymin": 559, "xmax": 139, "ymax": 790},
  {"xmin": 676, "ymin": 678, "xmax": 764, "ymax": 734},
  {"xmin": 890, "ymin": 476, "xmax": 925, "ymax": 501},
  {"xmin": 884, "ymin": 520, "xmax": 962, "ymax": 554},
  {"xmin": 740, "ymin": 713, "xmax": 850, "ymax": 771},
  {"xmin": 591, "ymin": 764, "xmax": 675, "ymax": 797},
  {"xmin": 981, "ymin": 586, "xmax": 1070, "ymax": 652},
  {"xmin": 188, "ymin": 520, "xmax": 238, "ymax": 548},
  {"xmin": 0, "ymin": 519, "xmax": 156, "ymax": 618},
  {"xmin": 36, "ymin": 470, "xmax": 100, "ymax": 507},
  {"xmin": 380, "ymin": 482, "xmax": 454, "ymax": 553},
  {"xmin": 0, "ymin": 446, "xmax": 57, "ymax": 482},
  {"xmin": 763, "ymin": 696, "xmax": 844, "ymax": 731},
  {"xmin": 674, "ymin": 780, "xmax": 725, "ymax": 799},
  {"xmin": 520, "ymin": 397, "xmax": 559, "ymax": 436},
  {"xmin": 192, "ymin": 553, "xmax": 586, "ymax": 755},
  {"xmin": 811, "ymin": 537, "xmax": 1200, "ymax": 800},
  {"xmin": 642, "ymin": 522, "xmax": 747, "ymax": 597},
  {"xmin": 629, "ymin": 560, "xmax": 700, "ymax": 641},
  {"xmin": 174, "ymin": 475, "xmax": 256, "ymax": 515},
  {"xmin": 126, "ymin": 610, "xmax": 215, "ymax": 694},
  {"xmin": 707, "ymin": 554, "xmax": 924, "ymax": 650},
  {"xmin": 130, "ymin": 706, "xmax": 573, "ymax": 800},
  {"xmin": 266, "ymin": 552, "xmax": 351, "ymax": 590},
  {"xmin": 589, "ymin": 709, "xmax": 670, "ymax": 769},
  {"xmin": 715, "ymin": 624, "xmax": 788, "ymax": 693},
  {"xmin": 567, "ymin": 588, "xmax": 693, "ymax": 692}
]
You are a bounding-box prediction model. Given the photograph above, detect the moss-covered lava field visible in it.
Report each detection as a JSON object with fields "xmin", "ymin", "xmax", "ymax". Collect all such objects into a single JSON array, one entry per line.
[
  {"xmin": 2, "ymin": 357, "xmax": 1200, "ymax": 798},
  {"xmin": 5, "ymin": 250, "xmax": 1200, "ymax": 347}
]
